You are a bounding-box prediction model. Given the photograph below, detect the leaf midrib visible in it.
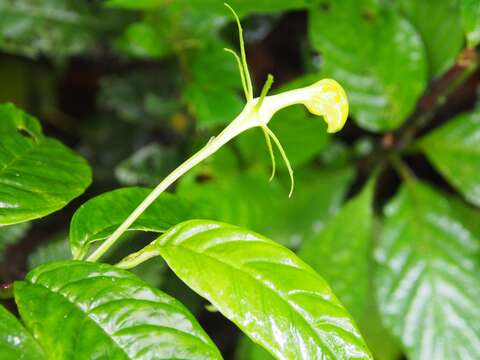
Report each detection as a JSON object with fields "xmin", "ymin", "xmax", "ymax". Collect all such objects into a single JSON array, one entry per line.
[{"xmin": 161, "ymin": 243, "xmax": 353, "ymax": 360}]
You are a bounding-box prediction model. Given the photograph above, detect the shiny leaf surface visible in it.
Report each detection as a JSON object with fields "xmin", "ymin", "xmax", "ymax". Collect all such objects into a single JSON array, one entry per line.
[
  {"xmin": 375, "ymin": 181, "xmax": 480, "ymax": 359},
  {"xmin": 309, "ymin": 0, "xmax": 427, "ymax": 131},
  {"xmin": 299, "ymin": 179, "xmax": 374, "ymax": 320},
  {"xmin": 154, "ymin": 220, "xmax": 373, "ymax": 359},
  {"xmin": 0, "ymin": 103, "xmax": 91, "ymax": 226},
  {"xmin": 70, "ymin": 187, "xmax": 195, "ymax": 259},
  {"xmin": 398, "ymin": 0, "xmax": 463, "ymax": 77},
  {"xmin": 0, "ymin": 304, "xmax": 45, "ymax": 360},
  {"xmin": 15, "ymin": 260, "xmax": 221, "ymax": 359},
  {"xmin": 419, "ymin": 110, "xmax": 480, "ymax": 206}
]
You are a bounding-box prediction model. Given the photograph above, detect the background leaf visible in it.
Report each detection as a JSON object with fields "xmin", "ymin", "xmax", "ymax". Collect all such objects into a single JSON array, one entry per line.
[
  {"xmin": 397, "ymin": 0, "xmax": 463, "ymax": 78},
  {"xmin": 461, "ymin": 0, "xmax": 480, "ymax": 48},
  {"xmin": 0, "ymin": 103, "xmax": 91, "ymax": 226},
  {"xmin": 419, "ymin": 109, "xmax": 480, "ymax": 206},
  {"xmin": 15, "ymin": 260, "xmax": 222, "ymax": 359},
  {"xmin": 374, "ymin": 180, "xmax": 480, "ymax": 359},
  {"xmin": 183, "ymin": 40, "xmax": 243, "ymax": 128},
  {"xmin": 0, "ymin": 304, "xmax": 45, "ymax": 360},
  {"xmin": 0, "ymin": 0, "xmax": 124, "ymax": 58},
  {"xmin": 154, "ymin": 220, "xmax": 372, "ymax": 359},
  {"xmin": 309, "ymin": 0, "xmax": 427, "ymax": 131},
  {"xmin": 299, "ymin": 178, "xmax": 374, "ymax": 321},
  {"xmin": 69, "ymin": 187, "xmax": 196, "ymax": 259}
]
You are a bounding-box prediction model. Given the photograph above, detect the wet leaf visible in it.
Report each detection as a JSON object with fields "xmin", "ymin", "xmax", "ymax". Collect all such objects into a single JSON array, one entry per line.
[
  {"xmin": 375, "ymin": 180, "xmax": 480, "ymax": 359},
  {"xmin": 15, "ymin": 261, "xmax": 221, "ymax": 359},
  {"xmin": 154, "ymin": 220, "xmax": 372, "ymax": 359},
  {"xmin": 0, "ymin": 103, "xmax": 91, "ymax": 226},
  {"xmin": 309, "ymin": 0, "xmax": 427, "ymax": 131},
  {"xmin": 419, "ymin": 110, "xmax": 480, "ymax": 206},
  {"xmin": 398, "ymin": 0, "xmax": 463, "ymax": 77},
  {"xmin": 0, "ymin": 304, "xmax": 45, "ymax": 360}
]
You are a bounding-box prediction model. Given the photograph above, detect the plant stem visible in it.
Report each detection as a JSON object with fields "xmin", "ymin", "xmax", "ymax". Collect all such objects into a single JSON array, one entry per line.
[
  {"xmin": 87, "ymin": 109, "xmax": 251, "ymax": 262},
  {"xmin": 397, "ymin": 49, "xmax": 478, "ymax": 150},
  {"xmin": 388, "ymin": 153, "xmax": 415, "ymax": 182}
]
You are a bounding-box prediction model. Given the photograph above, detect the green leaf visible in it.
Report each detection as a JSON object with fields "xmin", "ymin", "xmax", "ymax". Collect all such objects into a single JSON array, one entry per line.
[
  {"xmin": 0, "ymin": 103, "xmax": 91, "ymax": 226},
  {"xmin": 0, "ymin": 0, "xmax": 122, "ymax": 58},
  {"xmin": 115, "ymin": 21, "xmax": 172, "ymax": 59},
  {"xmin": 153, "ymin": 220, "xmax": 372, "ymax": 359},
  {"xmin": 262, "ymin": 166, "xmax": 354, "ymax": 248},
  {"xmin": 309, "ymin": 0, "xmax": 427, "ymax": 131},
  {"xmin": 298, "ymin": 178, "xmax": 374, "ymax": 321},
  {"xmin": 105, "ymin": 0, "xmax": 163, "ymax": 9},
  {"xmin": 375, "ymin": 180, "xmax": 480, "ymax": 359},
  {"xmin": 177, "ymin": 166, "xmax": 354, "ymax": 248},
  {"xmin": 418, "ymin": 110, "xmax": 480, "ymax": 206},
  {"xmin": 235, "ymin": 335, "xmax": 274, "ymax": 360},
  {"xmin": 0, "ymin": 304, "xmax": 45, "ymax": 360},
  {"xmin": 0, "ymin": 222, "xmax": 30, "ymax": 261},
  {"xmin": 15, "ymin": 260, "xmax": 221, "ymax": 359},
  {"xmin": 106, "ymin": 0, "xmax": 307, "ymax": 15},
  {"xmin": 69, "ymin": 187, "xmax": 195, "ymax": 259},
  {"xmin": 462, "ymin": 0, "xmax": 480, "ymax": 47},
  {"xmin": 184, "ymin": 40, "xmax": 243, "ymax": 128},
  {"xmin": 397, "ymin": 0, "xmax": 463, "ymax": 77}
]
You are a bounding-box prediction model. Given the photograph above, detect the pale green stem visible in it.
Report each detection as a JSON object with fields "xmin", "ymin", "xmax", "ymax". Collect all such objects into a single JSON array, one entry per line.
[
  {"xmin": 87, "ymin": 107, "xmax": 253, "ymax": 262},
  {"xmin": 87, "ymin": 79, "xmax": 348, "ymax": 262}
]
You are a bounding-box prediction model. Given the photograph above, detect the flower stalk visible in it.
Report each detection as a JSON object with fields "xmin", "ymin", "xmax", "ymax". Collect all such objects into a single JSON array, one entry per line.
[{"xmin": 86, "ymin": 4, "xmax": 349, "ymax": 262}]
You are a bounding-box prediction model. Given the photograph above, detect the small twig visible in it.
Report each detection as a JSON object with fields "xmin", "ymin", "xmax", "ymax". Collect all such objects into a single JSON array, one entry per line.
[{"xmin": 395, "ymin": 48, "xmax": 479, "ymax": 151}]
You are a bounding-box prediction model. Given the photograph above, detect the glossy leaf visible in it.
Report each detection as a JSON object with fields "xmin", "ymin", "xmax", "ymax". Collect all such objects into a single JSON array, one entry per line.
[
  {"xmin": 0, "ymin": 103, "xmax": 91, "ymax": 226},
  {"xmin": 299, "ymin": 179, "xmax": 374, "ymax": 320},
  {"xmin": 398, "ymin": 0, "xmax": 463, "ymax": 77},
  {"xmin": 462, "ymin": 0, "xmax": 480, "ymax": 47},
  {"xmin": 14, "ymin": 260, "xmax": 221, "ymax": 359},
  {"xmin": 0, "ymin": 222, "xmax": 30, "ymax": 261},
  {"xmin": 153, "ymin": 220, "xmax": 372, "ymax": 359},
  {"xmin": 375, "ymin": 181, "xmax": 480, "ymax": 359},
  {"xmin": 309, "ymin": 0, "xmax": 427, "ymax": 131},
  {"xmin": 70, "ymin": 187, "xmax": 195, "ymax": 259},
  {"xmin": 418, "ymin": 110, "xmax": 480, "ymax": 206},
  {"xmin": 0, "ymin": 304, "xmax": 45, "ymax": 360},
  {"xmin": 235, "ymin": 336, "xmax": 274, "ymax": 360}
]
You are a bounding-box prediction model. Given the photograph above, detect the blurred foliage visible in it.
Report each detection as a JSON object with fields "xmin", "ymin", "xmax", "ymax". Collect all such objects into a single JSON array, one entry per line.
[{"xmin": 1, "ymin": 0, "xmax": 480, "ymax": 359}]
